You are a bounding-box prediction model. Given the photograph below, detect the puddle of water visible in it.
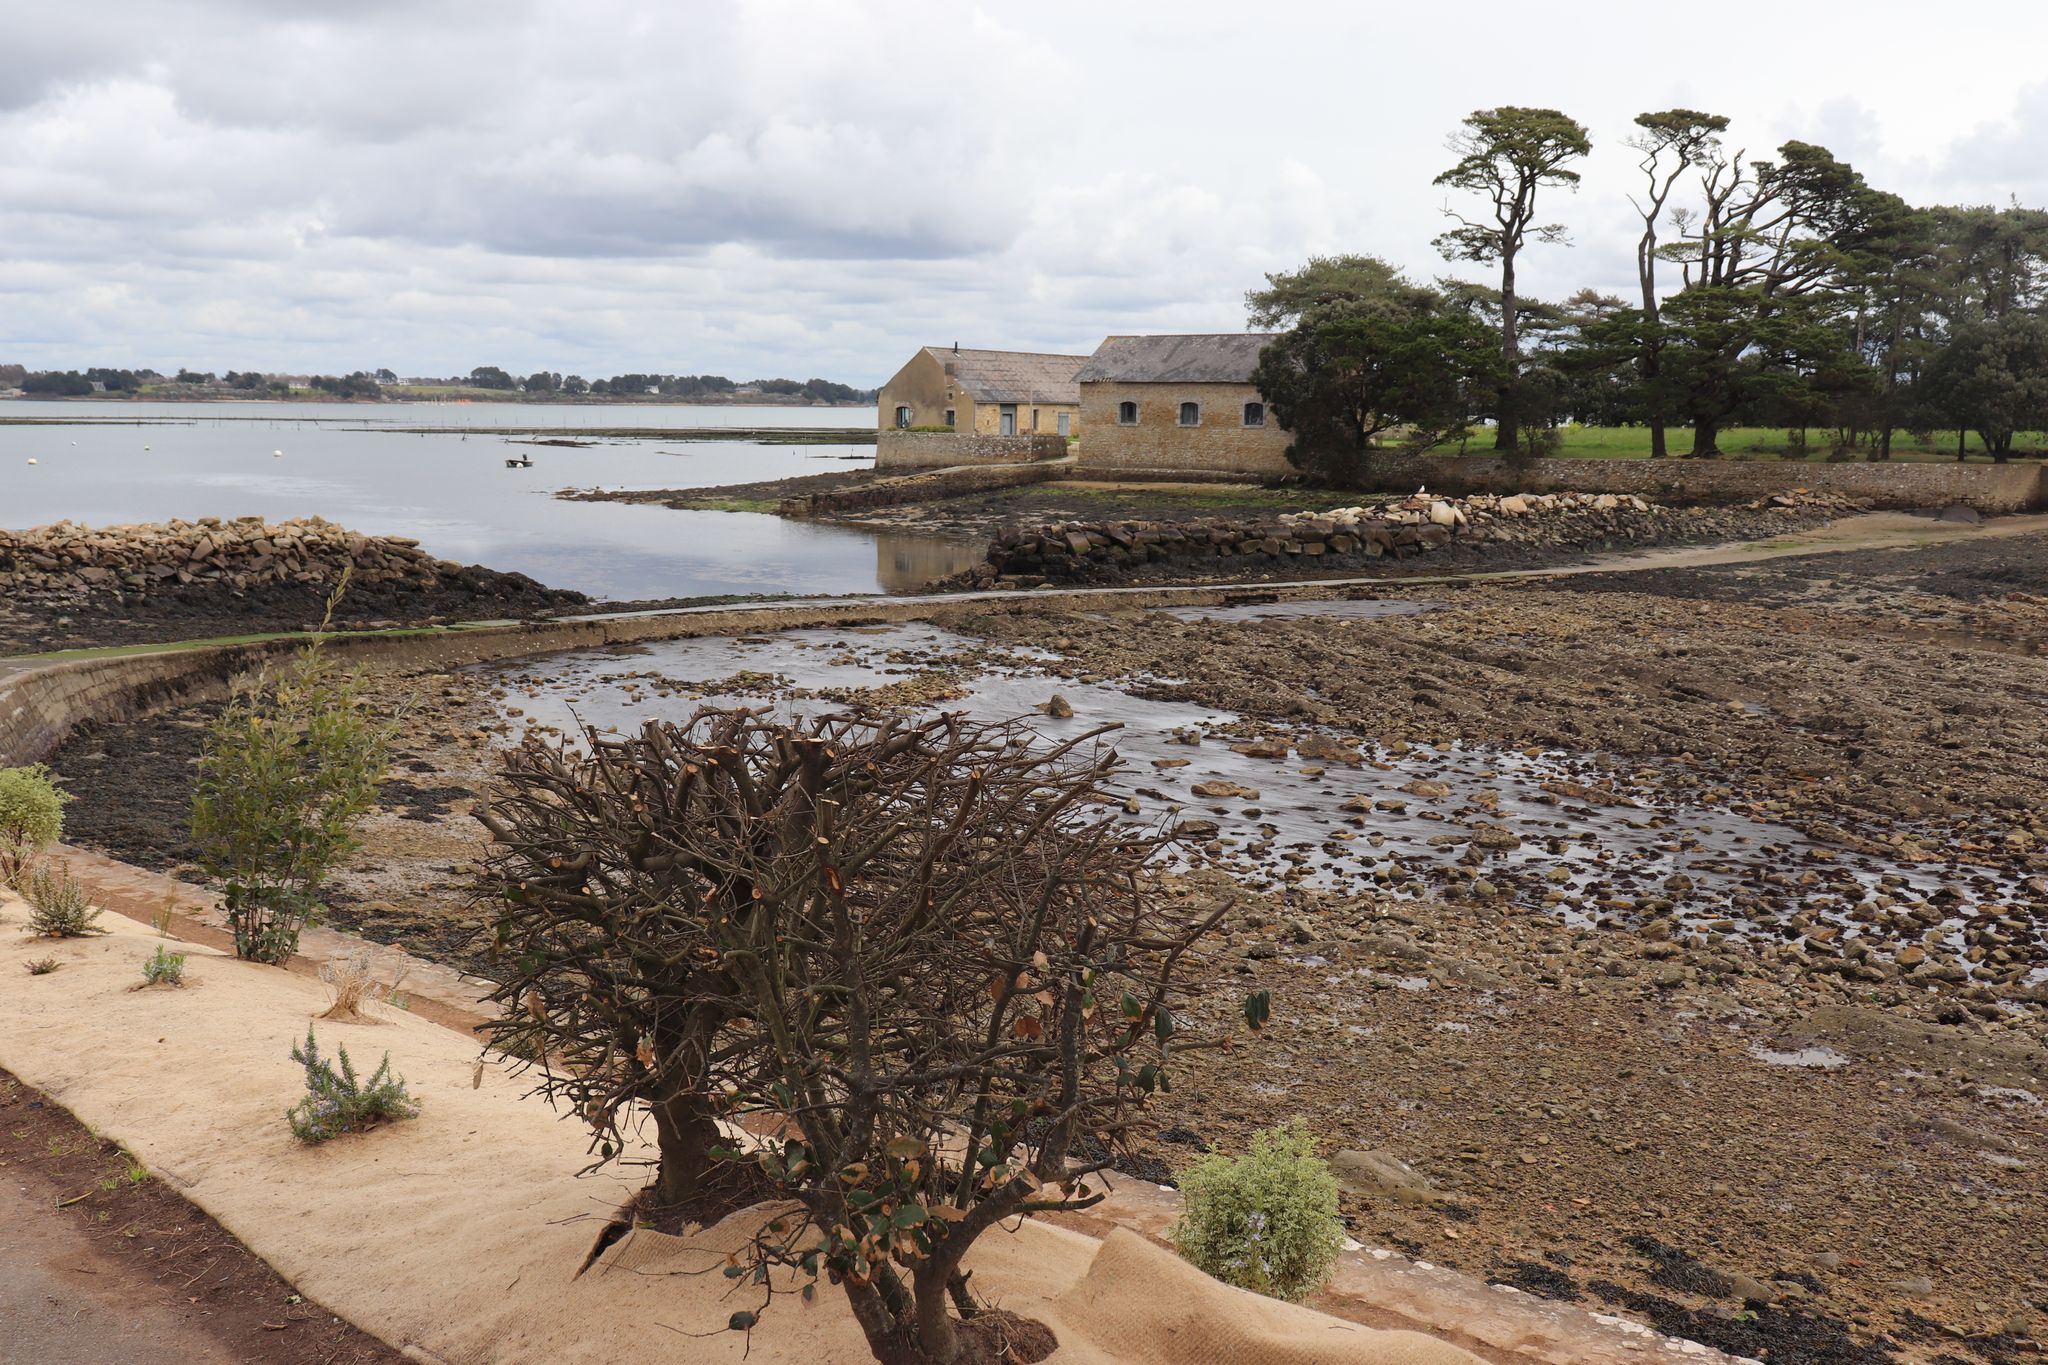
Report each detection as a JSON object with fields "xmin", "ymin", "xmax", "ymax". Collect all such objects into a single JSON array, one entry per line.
[
  {"xmin": 477, "ymin": 620, "xmax": 2042, "ymax": 983},
  {"xmin": 1747, "ymin": 1045, "xmax": 1851, "ymax": 1070},
  {"xmin": 1160, "ymin": 597, "xmax": 1440, "ymax": 624}
]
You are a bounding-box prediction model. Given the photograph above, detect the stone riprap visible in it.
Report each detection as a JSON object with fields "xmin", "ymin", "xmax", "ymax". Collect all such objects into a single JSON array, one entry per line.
[
  {"xmin": 974, "ymin": 489, "xmax": 1858, "ymax": 583},
  {"xmin": 2, "ymin": 517, "xmax": 514, "ymax": 603}
]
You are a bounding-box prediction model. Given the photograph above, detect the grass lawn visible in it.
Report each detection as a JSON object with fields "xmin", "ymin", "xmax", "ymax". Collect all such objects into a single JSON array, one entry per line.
[{"xmin": 1533, "ymin": 426, "xmax": 2047, "ymax": 463}]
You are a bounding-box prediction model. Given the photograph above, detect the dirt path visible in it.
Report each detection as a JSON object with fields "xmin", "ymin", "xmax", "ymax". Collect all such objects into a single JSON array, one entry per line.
[
  {"xmin": 0, "ymin": 1178, "xmax": 230, "ymax": 1364},
  {"xmin": 0, "ymin": 1069, "xmax": 406, "ymax": 1365}
]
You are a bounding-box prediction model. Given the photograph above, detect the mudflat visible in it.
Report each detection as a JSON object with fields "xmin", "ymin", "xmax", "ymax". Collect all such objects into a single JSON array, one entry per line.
[{"xmin": 42, "ymin": 518, "xmax": 2048, "ymax": 1363}]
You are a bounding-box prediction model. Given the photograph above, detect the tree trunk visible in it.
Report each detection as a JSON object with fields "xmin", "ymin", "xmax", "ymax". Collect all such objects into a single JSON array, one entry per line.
[
  {"xmin": 1958, "ymin": 429, "xmax": 1967, "ymax": 461},
  {"xmin": 1496, "ymin": 251, "xmax": 1519, "ymax": 452},
  {"xmin": 1690, "ymin": 419, "xmax": 1721, "ymax": 458},
  {"xmin": 1875, "ymin": 425, "xmax": 1893, "ymax": 462},
  {"xmin": 843, "ymin": 1281, "xmax": 922, "ymax": 1365},
  {"xmin": 650, "ymin": 1088, "xmax": 721, "ymax": 1204},
  {"xmin": 914, "ymin": 1261, "xmax": 962, "ymax": 1363}
]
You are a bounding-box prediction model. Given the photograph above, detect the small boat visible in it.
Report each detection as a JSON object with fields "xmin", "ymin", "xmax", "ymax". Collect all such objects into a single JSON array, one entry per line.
[{"xmin": 505, "ymin": 455, "xmax": 533, "ymax": 468}]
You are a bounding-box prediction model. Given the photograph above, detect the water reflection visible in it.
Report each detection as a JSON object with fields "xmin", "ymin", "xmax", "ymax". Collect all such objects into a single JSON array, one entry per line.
[{"xmin": 873, "ymin": 532, "xmax": 985, "ymax": 591}]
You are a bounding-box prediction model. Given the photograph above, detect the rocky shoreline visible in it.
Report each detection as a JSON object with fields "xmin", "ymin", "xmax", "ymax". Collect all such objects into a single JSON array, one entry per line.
[
  {"xmin": 966, "ymin": 489, "xmax": 1860, "ymax": 586},
  {"xmin": 0, "ymin": 517, "xmax": 586, "ymax": 655}
]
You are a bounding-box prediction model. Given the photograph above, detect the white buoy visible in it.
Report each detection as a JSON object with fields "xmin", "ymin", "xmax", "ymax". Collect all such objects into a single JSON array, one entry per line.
[
  {"xmin": 273, "ymin": 449, "xmax": 283, "ymax": 458},
  {"xmin": 26, "ymin": 457, "xmax": 37, "ymax": 465},
  {"xmin": 143, "ymin": 445, "xmax": 151, "ymax": 451}
]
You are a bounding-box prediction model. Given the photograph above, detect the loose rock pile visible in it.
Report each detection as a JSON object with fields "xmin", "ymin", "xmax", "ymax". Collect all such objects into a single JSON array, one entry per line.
[
  {"xmin": 0, "ymin": 516, "xmax": 572, "ymax": 609},
  {"xmin": 975, "ymin": 488, "xmax": 1862, "ymax": 583}
]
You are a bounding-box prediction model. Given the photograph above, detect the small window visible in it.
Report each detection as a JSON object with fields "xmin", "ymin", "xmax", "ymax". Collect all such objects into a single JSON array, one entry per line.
[
  {"xmin": 944, "ymin": 408, "xmax": 955, "ymax": 428},
  {"xmin": 1178, "ymin": 401, "xmax": 1201, "ymax": 426},
  {"xmin": 1031, "ymin": 408, "xmax": 1040, "ymax": 431},
  {"xmin": 1117, "ymin": 400, "xmax": 1138, "ymax": 425},
  {"xmin": 894, "ymin": 405, "xmax": 912, "ymax": 429},
  {"xmin": 1243, "ymin": 401, "xmax": 1265, "ymax": 427}
]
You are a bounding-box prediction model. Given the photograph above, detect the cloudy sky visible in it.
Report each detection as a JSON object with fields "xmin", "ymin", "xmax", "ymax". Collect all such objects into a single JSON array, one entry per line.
[{"xmin": 6, "ymin": 0, "xmax": 2048, "ymax": 385}]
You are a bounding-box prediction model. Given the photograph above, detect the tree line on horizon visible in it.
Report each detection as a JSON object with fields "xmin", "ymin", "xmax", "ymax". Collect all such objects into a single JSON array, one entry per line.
[
  {"xmin": 6, "ymin": 363, "xmax": 876, "ymax": 404},
  {"xmin": 1251, "ymin": 106, "xmax": 2048, "ymax": 480}
]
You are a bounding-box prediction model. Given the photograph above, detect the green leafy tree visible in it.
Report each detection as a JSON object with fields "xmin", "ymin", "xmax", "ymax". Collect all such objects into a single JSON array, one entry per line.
[
  {"xmin": 1253, "ymin": 303, "xmax": 1503, "ymax": 484},
  {"xmin": 1921, "ymin": 313, "xmax": 2048, "ymax": 460},
  {"xmin": 191, "ymin": 581, "xmax": 395, "ymax": 964},
  {"xmin": 1662, "ymin": 140, "xmax": 1880, "ymax": 455},
  {"xmin": 1433, "ymin": 107, "xmax": 1592, "ymax": 451},
  {"xmin": 1245, "ymin": 253, "xmax": 1441, "ymax": 329}
]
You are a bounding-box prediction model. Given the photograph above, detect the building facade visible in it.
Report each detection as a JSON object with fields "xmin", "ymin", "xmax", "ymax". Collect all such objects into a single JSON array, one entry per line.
[
  {"xmin": 1073, "ymin": 334, "xmax": 1292, "ymax": 476},
  {"xmin": 876, "ymin": 346, "xmax": 1086, "ymax": 438}
]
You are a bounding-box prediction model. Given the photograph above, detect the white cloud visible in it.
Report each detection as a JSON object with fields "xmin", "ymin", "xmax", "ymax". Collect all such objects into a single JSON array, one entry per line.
[{"xmin": 4, "ymin": 0, "xmax": 2048, "ymax": 382}]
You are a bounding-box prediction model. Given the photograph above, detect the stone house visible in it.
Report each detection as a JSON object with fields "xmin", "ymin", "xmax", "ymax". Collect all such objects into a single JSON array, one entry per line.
[
  {"xmin": 1073, "ymin": 333, "xmax": 1291, "ymax": 476},
  {"xmin": 877, "ymin": 346, "xmax": 1087, "ymax": 438}
]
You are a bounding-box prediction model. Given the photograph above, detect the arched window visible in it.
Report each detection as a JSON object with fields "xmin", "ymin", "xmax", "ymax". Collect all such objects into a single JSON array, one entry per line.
[
  {"xmin": 1178, "ymin": 401, "xmax": 1201, "ymax": 426},
  {"xmin": 1243, "ymin": 401, "xmax": 1265, "ymax": 427},
  {"xmin": 1117, "ymin": 400, "xmax": 1138, "ymax": 425},
  {"xmin": 894, "ymin": 405, "xmax": 912, "ymax": 428}
]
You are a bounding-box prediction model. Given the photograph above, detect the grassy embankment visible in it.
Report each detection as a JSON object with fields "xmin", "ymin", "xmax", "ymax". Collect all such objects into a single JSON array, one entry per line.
[{"xmin": 1533, "ymin": 425, "xmax": 2046, "ymax": 462}]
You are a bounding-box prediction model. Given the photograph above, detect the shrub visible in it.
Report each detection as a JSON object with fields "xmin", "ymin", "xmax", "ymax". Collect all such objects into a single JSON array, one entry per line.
[
  {"xmin": 191, "ymin": 584, "xmax": 395, "ymax": 964},
  {"xmin": 25, "ymin": 859, "xmax": 103, "ymax": 939},
  {"xmin": 140, "ymin": 946, "xmax": 187, "ymax": 987},
  {"xmin": 285, "ymin": 1028, "xmax": 419, "ymax": 1143},
  {"xmin": 24, "ymin": 956, "xmax": 60, "ymax": 976},
  {"xmin": 0, "ymin": 764, "xmax": 71, "ymax": 886},
  {"xmin": 317, "ymin": 948, "xmax": 401, "ymax": 1022},
  {"xmin": 1170, "ymin": 1120, "xmax": 1344, "ymax": 1304},
  {"xmin": 478, "ymin": 707, "xmax": 1267, "ymax": 1365}
]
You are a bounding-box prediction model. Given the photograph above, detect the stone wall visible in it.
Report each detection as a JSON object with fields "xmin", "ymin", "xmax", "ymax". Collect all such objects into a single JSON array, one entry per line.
[
  {"xmin": 780, "ymin": 461, "xmax": 1066, "ymax": 518},
  {"xmin": 875, "ymin": 431, "xmax": 1069, "ymax": 470},
  {"xmin": 972, "ymin": 490, "xmax": 1836, "ymax": 584},
  {"xmin": 1075, "ymin": 380, "xmax": 1294, "ymax": 477},
  {"xmin": 1352, "ymin": 453, "xmax": 2048, "ymax": 512}
]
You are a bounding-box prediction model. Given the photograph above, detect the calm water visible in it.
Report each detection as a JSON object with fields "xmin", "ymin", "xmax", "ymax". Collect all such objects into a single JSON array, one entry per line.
[{"xmin": 0, "ymin": 401, "xmax": 981, "ymax": 599}]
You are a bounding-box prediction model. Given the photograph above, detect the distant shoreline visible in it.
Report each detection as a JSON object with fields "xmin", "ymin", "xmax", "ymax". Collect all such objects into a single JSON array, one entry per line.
[{"xmin": 0, "ymin": 391, "xmax": 872, "ymax": 408}]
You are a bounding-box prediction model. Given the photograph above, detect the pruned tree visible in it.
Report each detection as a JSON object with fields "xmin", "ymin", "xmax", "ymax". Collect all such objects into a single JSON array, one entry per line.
[
  {"xmin": 475, "ymin": 707, "xmax": 1263, "ymax": 1365},
  {"xmin": 1245, "ymin": 253, "xmax": 1441, "ymax": 329},
  {"xmin": 1625, "ymin": 110, "xmax": 1729, "ymax": 458},
  {"xmin": 1434, "ymin": 107, "xmax": 1592, "ymax": 452}
]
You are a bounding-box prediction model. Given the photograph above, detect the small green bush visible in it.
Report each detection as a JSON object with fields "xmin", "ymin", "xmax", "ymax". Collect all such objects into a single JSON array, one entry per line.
[
  {"xmin": 191, "ymin": 592, "xmax": 395, "ymax": 964},
  {"xmin": 0, "ymin": 764, "xmax": 71, "ymax": 885},
  {"xmin": 286, "ymin": 1027, "xmax": 420, "ymax": 1143},
  {"xmin": 24, "ymin": 956, "xmax": 60, "ymax": 976},
  {"xmin": 25, "ymin": 860, "xmax": 103, "ymax": 939},
  {"xmin": 140, "ymin": 946, "xmax": 187, "ymax": 987},
  {"xmin": 1170, "ymin": 1120, "xmax": 1344, "ymax": 1304}
]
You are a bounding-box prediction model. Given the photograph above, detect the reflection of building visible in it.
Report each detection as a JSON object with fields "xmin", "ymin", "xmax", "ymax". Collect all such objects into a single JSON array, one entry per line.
[
  {"xmin": 1074, "ymin": 333, "xmax": 1292, "ymax": 476},
  {"xmin": 873, "ymin": 531, "xmax": 986, "ymax": 592},
  {"xmin": 877, "ymin": 345, "xmax": 1086, "ymax": 438}
]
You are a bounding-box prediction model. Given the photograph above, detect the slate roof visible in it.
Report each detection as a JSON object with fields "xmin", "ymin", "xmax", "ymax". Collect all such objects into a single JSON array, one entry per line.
[
  {"xmin": 923, "ymin": 348, "xmax": 1087, "ymax": 404},
  {"xmin": 1075, "ymin": 333, "xmax": 1280, "ymax": 385}
]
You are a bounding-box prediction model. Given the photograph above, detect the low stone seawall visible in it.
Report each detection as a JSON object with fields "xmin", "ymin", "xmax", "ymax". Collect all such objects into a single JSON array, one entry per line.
[
  {"xmin": 974, "ymin": 490, "xmax": 1848, "ymax": 584},
  {"xmin": 4, "ymin": 516, "xmax": 483, "ymax": 600},
  {"xmin": 780, "ymin": 460, "xmax": 1067, "ymax": 518},
  {"xmin": 875, "ymin": 431, "xmax": 1069, "ymax": 470},
  {"xmin": 1353, "ymin": 453, "xmax": 2047, "ymax": 512}
]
